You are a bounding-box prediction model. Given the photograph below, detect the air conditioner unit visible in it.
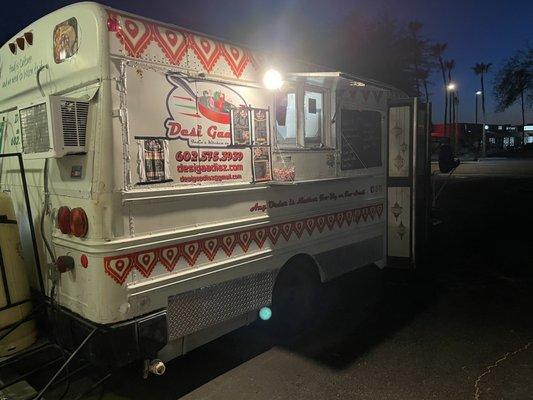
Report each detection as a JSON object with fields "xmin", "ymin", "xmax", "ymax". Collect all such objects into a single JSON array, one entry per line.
[{"xmin": 18, "ymin": 96, "xmax": 88, "ymax": 159}]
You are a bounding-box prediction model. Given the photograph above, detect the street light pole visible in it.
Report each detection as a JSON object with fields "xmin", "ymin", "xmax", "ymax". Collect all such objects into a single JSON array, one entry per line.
[
  {"xmin": 454, "ymin": 90, "xmax": 460, "ymax": 153},
  {"xmin": 475, "ymin": 91, "xmax": 482, "ymax": 155},
  {"xmin": 475, "ymin": 95, "xmax": 478, "ymax": 124},
  {"xmin": 475, "ymin": 91, "xmax": 482, "ymax": 124},
  {"xmin": 447, "ymin": 83, "xmax": 457, "ymax": 151}
]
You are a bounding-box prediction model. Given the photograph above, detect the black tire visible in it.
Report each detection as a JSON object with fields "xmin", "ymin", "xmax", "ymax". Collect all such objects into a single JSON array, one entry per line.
[{"xmin": 270, "ymin": 260, "xmax": 320, "ymax": 338}]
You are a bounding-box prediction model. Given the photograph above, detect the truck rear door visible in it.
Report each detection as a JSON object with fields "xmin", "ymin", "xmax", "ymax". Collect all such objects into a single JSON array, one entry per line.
[{"xmin": 386, "ymin": 98, "xmax": 431, "ymax": 268}]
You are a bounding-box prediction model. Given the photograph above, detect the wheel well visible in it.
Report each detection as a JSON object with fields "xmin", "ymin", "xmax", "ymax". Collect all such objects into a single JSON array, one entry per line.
[{"xmin": 280, "ymin": 253, "xmax": 324, "ymax": 282}]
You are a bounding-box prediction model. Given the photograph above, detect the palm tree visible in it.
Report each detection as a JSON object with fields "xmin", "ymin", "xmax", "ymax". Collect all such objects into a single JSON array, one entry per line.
[
  {"xmin": 445, "ymin": 59, "xmax": 456, "ymax": 135},
  {"xmin": 417, "ymin": 69, "xmax": 431, "ymax": 103},
  {"xmin": 408, "ymin": 21, "xmax": 423, "ymax": 97},
  {"xmin": 431, "ymin": 43, "xmax": 448, "ymax": 135},
  {"xmin": 493, "ymin": 47, "xmax": 532, "ymax": 146},
  {"xmin": 495, "ymin": 68, "xmax": 530, "ymax": 144},
  {"xmin": 472, "ymin": 62, "xmax": 492, "ymax": 155},
  {"xmin": 472, "ymin": 63, "xmax": 492, "ymax": 115},
  {"xmin": 516, "ymin": 69, "xmax": 527, "ymax": 144}
]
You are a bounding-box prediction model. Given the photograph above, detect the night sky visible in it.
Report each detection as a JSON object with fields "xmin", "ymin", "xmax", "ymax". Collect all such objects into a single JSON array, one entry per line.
[{"xmin": 1, "ymin": 0, "xmax": 531, "ymax": 124}]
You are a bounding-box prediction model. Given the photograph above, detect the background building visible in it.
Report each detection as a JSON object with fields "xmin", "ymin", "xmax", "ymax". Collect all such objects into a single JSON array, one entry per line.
[{"xmin": 431, "ymin": 123, "xmax": 530, "ymax": 155}]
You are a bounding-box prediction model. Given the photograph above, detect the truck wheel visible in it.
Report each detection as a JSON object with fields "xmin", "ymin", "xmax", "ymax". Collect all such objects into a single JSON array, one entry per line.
[{"xmin": 271, "ymin": 261, "xmax": 320, "ymax": 338}]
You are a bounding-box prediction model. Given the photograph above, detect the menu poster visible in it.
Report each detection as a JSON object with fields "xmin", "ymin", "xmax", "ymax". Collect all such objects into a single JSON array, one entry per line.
[
  {"xmin": 340, "ymin": 109, "xmax": 382, "ymax": 170},
  {"xmin": 231, "ymin": 108, "xmax": 251, "ymax": 145},
  {"xmin": 137, "ymin": 138, "xmax": 171, "ymax": 184},
  {"xmin": 252, "ymin": 108, "xmax": 269, "ymax": 145},
  {"xmin": 252, "ymin": 146, "xmax": 272, "ymax": 182}
]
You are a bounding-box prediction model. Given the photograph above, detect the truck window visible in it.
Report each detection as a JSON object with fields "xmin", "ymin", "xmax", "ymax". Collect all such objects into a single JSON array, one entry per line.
[
  {"xmin": 340, "ymin": 109, "xmax": 382, "ymax": 170},
  {"xmin": 275, "ymin": 89, "xmax": 297, "ymax": 146},
  {"xmin": 53, "ymin": 18, "xmax": 79, "ymax": 63},
  {"xmin": 304, "ymin": 90, "xmax": 324, "ymax": 145}
]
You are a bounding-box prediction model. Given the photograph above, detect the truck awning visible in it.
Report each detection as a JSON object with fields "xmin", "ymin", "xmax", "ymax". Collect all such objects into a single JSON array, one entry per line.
[{"xmin": 287, "ymin": 71, "xmax": 400, "ymax": 93}]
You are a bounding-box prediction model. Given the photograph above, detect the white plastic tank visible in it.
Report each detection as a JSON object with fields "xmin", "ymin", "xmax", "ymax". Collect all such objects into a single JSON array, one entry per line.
[{"xmin": 0, "ymin": 192, "xmax": 37, "ymax": 356}]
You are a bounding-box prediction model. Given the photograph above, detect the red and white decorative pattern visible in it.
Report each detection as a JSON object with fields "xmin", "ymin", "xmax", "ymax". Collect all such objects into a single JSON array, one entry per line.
[
  {"xmin": 115, "ymin": 15, "xmax": 152, "ymax": 58},
  {"xmin": 104, "ymin": 203, "xmax": 384, "ymax": 285},
  {"xmin": 248, "ymin": 50, "xmax": 266, "ymax": 71},
  {"xmin": 189, "ymin": 35, "xmax": 222, "ymax": 73},
  {"xmin": 221, "ymin": 44, "xmax": 249, "ymax": 78},
  {"xmin": 373, "ymin": 91, "xmax": 383, "ymax": 104},
  {"xmin": 107, "ymin": 11, "xmax": 260, "ymax": 78},
  {"xmin": 344, "ymin": 88, "xmax": 385, "ymax": 106},
  {"xmin": 152, "ymin": 25, "xmax": 188, "ymax": 65},
  {"xmin": 105, "ymin": 256, "xmax": 133, "ymax": 286}
]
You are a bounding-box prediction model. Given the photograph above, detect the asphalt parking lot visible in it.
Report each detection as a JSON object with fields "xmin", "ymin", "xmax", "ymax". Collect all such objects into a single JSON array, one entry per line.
[{"xmin": 48, "ymin": 165, "xmax": 533, "ymax": 400}]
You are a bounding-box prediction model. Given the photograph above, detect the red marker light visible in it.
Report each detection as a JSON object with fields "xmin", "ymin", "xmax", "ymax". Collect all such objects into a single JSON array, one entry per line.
[
  {"xmin": 80, "ymin": 254, "xmax": 89, "ymax": 268},
  {"xmin": 70, "ymin": 208, "xmax": 88, "ymax": 238},
  {"xmin": 24, "ymin": 32, "xmax": 33, "ymax": 46},
  {"xmin": 16, "ymin": 37, "xmax": 25, "ymax": 51},
  {"xmin": 107, "ymin": 17, "xmax": 120, "ymax": 32},
  {"xmin": 57, "ymin": 207, "xmax": 71, "ymax": 234}
]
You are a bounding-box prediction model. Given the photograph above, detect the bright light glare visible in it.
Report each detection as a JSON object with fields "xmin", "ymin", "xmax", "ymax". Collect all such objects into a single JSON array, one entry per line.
[
  {"xmin": 263, "ymin": 69, "xmax": 283, "ymax": 90},
  {"xmin": 259, "ymin": 306, "xmax": 272, "ymax": 321},
  {"xmin": 476, "ymin": 90, "xmax": 482, "ymax": 95},
  {"xmin": 447, "ymin": 83, "xmax": 456, "ymax": 91}
]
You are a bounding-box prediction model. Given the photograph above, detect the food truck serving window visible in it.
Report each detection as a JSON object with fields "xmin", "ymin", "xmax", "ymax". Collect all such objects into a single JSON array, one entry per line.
[
  {"xmin": 304, "ymin": 90, "xmax": 324, "ymax": 144},
  {"xmin": 53, "ymin": 18, "xmax": 79, "ymax": 63},
  {"xmin": 275, "ymin": 85, "xmax": 329, "ymax": 148},
  {"xmin": 275, "ymin": 89, "xmax": 297, "ymax": 146}
]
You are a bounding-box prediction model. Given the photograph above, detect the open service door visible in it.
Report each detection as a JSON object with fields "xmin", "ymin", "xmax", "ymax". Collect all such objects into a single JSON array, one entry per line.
[{"xmin": 386, "ymin": 98, "xmax": 431, "ymax": 268}]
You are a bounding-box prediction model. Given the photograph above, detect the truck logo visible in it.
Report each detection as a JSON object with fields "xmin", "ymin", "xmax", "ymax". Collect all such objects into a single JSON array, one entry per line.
[{"xmin": 164, "ymin": 74, "xmax": 249, "ymax": 147}]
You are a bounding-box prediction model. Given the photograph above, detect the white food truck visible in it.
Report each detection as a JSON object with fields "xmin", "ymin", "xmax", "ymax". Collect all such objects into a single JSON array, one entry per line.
[{"xmin": 0, "ymin": 2, "xmax": 430, "ymax": 371}]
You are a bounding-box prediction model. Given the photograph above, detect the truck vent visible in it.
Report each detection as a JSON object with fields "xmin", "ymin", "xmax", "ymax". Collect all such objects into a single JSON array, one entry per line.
[
  {"xmin": 60, "ymin": 100, "xmax": 88, "ymax": 147},
  {"xmin": 20, "ymin": 103, "xmax": 51, "ymax": 154}
]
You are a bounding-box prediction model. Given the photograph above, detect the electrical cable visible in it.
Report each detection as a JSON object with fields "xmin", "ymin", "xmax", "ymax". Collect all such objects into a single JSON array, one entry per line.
[
  {"xmin": 0, "ymin": 144, "xmax": 72, "ymax": 398},
  {"xmin": 35, "ymin": 328, "xmax": 97, "ymax": 400},
  {"xmin": 72, "ymin": 373, "xmax": 112, "ymax": 400},
  {"xmin": 40, "ymin": 158, "xmax": 55, "ymax": 263},
  {"xmin": 40, "ymin": 157, "xmax": 72, "ymax": 399},
  {"xmin": 49, "ymin": 280, "xmax": 73, "ymax": 400},
  {"xmin": 36, "ymin": 65, "xmax": 49, "ymax": 98},
  {"xmin": 0, "ymin": 119, "xmax": 12, "ymax": 187},
  {"xmin": 56, "ymin": 351, "xmax": 71, "ymax": 400}
]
